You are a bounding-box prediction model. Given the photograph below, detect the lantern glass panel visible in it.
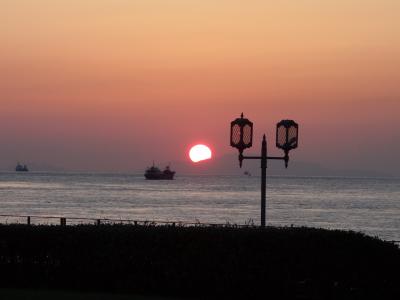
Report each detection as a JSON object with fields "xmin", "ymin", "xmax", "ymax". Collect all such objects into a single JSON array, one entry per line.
[
  {"xmin": 276, "ymin": 125, "xmax": 287, "ymax": 149},
  {"xmin": 243, "ymin": 124, "xmax": 252, "ymax": 146},
  {"xmin": 288, "ymin": 126, "xmax": 298, "ymax": 148},
  {"xmin": 231, "ymin": 124, "xmax": 241, "ymax": 145}
]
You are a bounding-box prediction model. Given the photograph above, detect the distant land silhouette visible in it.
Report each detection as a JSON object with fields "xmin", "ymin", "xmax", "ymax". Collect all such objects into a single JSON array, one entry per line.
[
  {"xmin": 170, "ymin": 153, "xmax": 395, "ymax": 178},
  {"xmin": 2, "ymin": 162, "xmax": 66, "ymax": 173},
  {"xmin": 0, "ymin": 154, "xmax": 395, "ymax": 177}
]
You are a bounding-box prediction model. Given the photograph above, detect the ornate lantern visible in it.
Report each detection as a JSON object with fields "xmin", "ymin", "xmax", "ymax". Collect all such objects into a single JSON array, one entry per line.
[
  {"xmin": 276, "ymin": 120, "xmax": 299, "ymax": 167},
  {"xmin": 230, "ymin": 113, "xmax": 253, "ymax": 167}
]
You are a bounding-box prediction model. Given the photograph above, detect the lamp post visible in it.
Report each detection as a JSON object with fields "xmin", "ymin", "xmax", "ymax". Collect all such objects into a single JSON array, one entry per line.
[{"xmin": 230, "ymin": 113, "xmax": 299, "ymax": 227}]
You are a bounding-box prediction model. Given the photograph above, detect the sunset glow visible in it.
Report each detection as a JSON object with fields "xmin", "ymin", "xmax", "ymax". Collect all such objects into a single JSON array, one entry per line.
[
  {"xmin": 0, "ymin": 1, "xmax": 399, "ymax": 175},
  {"xmin": 189, "ymin": 145, "xmax": 212, "ymax": 163}
]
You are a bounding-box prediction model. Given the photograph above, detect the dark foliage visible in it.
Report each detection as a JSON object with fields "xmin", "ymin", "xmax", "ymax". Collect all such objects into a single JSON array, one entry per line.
[{"xmin": 0, "ymin": 224, "xmax": 399, "ymax": 299}]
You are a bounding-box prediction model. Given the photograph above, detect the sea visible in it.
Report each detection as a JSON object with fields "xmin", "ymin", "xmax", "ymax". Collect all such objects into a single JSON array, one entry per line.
[{"xmin": 0, "ymin": 172, "xmax": 399, "ymax": 241}]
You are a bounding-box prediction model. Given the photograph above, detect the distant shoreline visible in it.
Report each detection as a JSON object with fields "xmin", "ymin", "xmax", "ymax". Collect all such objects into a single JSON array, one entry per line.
[{"xmin": 0, "ymin": 170, "xmax": 399, "ymax": 179}]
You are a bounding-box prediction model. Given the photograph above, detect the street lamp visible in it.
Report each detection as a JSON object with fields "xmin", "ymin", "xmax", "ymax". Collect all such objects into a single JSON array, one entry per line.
[
  {"xmin": 230, "ymin": 113, "xmax": 253, "ymax": 167},
  {"xmin": 276, "ymin": 120, "xmax": 299, "ymax": 168},
  {"xmin": 230, "ymin": 113, "xmax": 299, "ymax": 227}
]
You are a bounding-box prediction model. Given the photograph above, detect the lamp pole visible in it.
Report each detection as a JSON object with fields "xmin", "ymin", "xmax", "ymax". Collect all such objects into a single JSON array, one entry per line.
[
  {"xmin": 239, "ymin": 135, "xmax": 284, "ymax": 227},
  {"xmin": 261, "ymin": 135, "xmax": 267, "ymax": 227},
  {"xmin": 231, "ymin": 114, "xmax": 299, "ymax": 227}
]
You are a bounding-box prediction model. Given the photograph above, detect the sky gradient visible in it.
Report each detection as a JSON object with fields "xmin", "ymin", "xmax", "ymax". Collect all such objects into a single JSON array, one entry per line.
[{"xmin": 1, "ymin": 1, "xmax": 400, "ymax": 175}]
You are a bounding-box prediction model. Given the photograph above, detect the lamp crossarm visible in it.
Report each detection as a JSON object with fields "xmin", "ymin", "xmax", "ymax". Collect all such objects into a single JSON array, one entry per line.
[
  {"xmin": 240, "ymin": 155, "xmax": 287, "ymax": 160},
  {"xmin": 239, "ymin": 152, "xmax": 290, "ymax": 169}
]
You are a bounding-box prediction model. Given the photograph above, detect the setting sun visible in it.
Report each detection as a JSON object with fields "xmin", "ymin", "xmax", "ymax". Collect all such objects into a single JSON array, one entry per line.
[{"xmin": 189, "ymin": 145, "xmax": 212, "ymax": 163}]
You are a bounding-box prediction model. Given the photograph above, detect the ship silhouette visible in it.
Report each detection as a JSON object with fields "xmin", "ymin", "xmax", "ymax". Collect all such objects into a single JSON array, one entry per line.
[
  {"xmin": 144, "ymin": 163, "xmax": 175, "ymax": 180},
  {"xmin": 16, "ymin": 163, "xmax": 29, "ymax": 172}
]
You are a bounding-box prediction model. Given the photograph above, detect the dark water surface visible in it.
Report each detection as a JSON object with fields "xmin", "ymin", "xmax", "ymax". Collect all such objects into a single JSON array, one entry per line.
[{"xmin": 0, "ymin": 172, "xmax": 399, "ymax": 241}]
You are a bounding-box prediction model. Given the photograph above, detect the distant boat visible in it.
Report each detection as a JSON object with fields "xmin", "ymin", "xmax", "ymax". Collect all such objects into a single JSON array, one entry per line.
[
  {"xmin": 244, "ymin": 171, "xmax": 251, "ymax": 176},
  {"xmin": 16, "ymin": 163, "xmax": 29, "ymax": 172},
  {"xmin": 144, "ymin": 164, "xmax": 175, "ymax": 180}
]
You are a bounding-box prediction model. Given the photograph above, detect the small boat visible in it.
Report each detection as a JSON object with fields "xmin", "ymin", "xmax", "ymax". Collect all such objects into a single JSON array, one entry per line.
[
  {"xmin": 144, "ymin": 164, "xmax": 175, "ymax": 180},
  {"xmin": 16, "ymin": 163, "xmax": 29, "ymax": 172},
  {"xmin": 244, "ymin": 171, "xmax": 251, "ymax": 176}
]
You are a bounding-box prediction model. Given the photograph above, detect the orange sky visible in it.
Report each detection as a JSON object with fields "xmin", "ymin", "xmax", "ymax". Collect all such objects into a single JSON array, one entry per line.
[{"xmin": 1, "ymin": 1, "xmax": 399, "ymax": 174}]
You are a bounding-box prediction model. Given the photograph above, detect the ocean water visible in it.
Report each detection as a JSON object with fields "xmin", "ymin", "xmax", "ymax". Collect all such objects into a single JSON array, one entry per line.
[{"xmin": 0, "ymin": 172, "xmax": 399, "ymax": 241}]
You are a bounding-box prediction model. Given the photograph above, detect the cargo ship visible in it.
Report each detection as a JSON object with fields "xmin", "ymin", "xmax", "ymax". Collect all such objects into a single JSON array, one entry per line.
[
  {"xmin": 144, "ymin": 164, "xmax": 175, "ymax": 180},
  {"xmin": 16, "ymin": 163, "xmax": 29, "ymax": 172}
]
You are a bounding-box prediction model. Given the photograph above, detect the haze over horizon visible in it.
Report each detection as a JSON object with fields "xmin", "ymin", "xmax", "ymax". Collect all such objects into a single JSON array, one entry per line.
[{"xmin": 1, "ymin": 1, "xmax": 399, "ymax": 176}]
